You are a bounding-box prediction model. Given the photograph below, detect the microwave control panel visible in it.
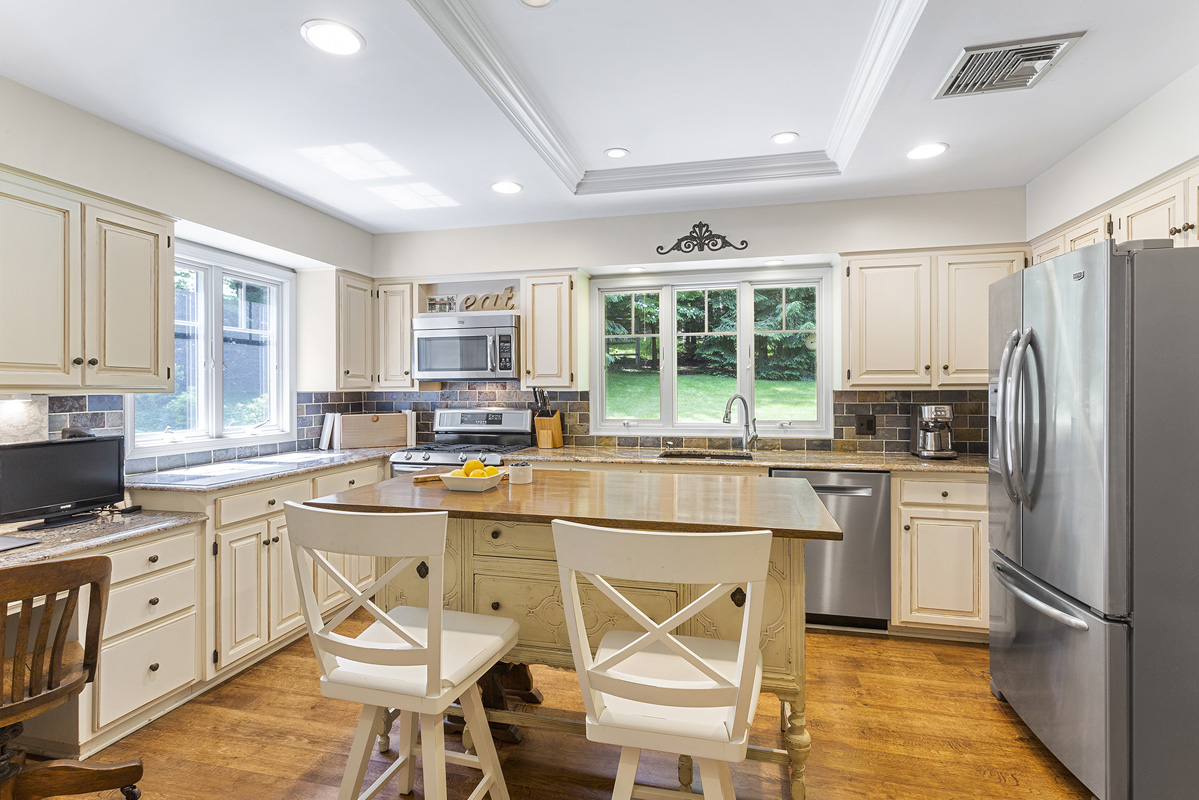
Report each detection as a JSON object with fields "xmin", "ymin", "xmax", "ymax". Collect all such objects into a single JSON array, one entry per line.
[{"xmin": 498, "ymin": 335, "xmax": 512, "ymax": 371}]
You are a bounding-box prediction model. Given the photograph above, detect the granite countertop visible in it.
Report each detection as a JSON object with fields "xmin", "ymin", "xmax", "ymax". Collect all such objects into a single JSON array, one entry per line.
[
  {"xmin": 125, "ymin": 447, "xmax": 395, "ymax": 493},
  {"xmin": 504, "ymin": 446, "xmax": 989, "ymax": 474},
  {"xmin": 0, "ymin": 511, "xmax": 208, "ymax": 567}
]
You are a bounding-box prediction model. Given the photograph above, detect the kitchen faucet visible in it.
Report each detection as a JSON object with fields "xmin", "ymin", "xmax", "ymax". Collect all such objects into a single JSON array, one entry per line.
[{"xmin": 722, "ymin": 394, "xmax": 758, "ymax": 452}]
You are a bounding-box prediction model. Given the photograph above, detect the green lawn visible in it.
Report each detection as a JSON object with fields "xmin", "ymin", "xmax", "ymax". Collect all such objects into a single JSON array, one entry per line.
[{"xmin": 605, "ymin": 372, "xmax": 816, "ymax": 422}]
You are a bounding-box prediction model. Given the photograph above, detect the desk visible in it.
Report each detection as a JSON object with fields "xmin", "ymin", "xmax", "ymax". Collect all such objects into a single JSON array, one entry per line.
[{"xmin": 308, "ymin": 469, "xmax": 840, "ymax": 800}]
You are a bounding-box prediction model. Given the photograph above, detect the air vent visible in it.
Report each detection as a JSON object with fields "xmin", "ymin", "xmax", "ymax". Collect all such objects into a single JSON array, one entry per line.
[{"xmin": 935, "ymin": 33, "xmax": 1084, "ymax": 99}]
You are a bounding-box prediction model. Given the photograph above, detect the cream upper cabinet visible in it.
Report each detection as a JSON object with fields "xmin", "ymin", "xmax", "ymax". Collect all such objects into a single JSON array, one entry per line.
[
  {"xmin": 375, "ymin": 281, "xmax": 414, "ymax": 389},
  {"xmin": 1182, "ymin": 165, "xmax": 1199, "ymax": 247},
  {"xmin": 83, "ymin": 203, "xmax": 173, "ymax": 390},
  {"xmin": 844, "ymin": 255, "xmax": 931, "ymax": 386},
  {"xmin": 337, "ymin": 271, "xmax": 374, "ymax": 390},
  {"xmin": 935, "ymin": 251, "xmax": 1022, "ymax": 385},
  {"xmin": 1064, "ymin": 213, "xmax": 1111, "ymax": 251},
  {"xmin": 522, "ymin": 273, "xmax": 574, "ymax": 388},
  {"xmin": 1112, "ymin": 180, "xmax": 1186, "ymax": 244},
  {"xmin": 1030, "ymin": 235, "xmax": 1064, "ymax": 265},
  {"xmin": 0, "ymin": 179, "xmax": 83, "ymax": 388},
  {"xmin": 0, "ymin": 168, "xmax": 174, "ymax": 392}
]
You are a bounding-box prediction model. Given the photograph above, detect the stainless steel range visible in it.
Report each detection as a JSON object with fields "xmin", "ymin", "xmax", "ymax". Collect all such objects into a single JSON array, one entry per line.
[{"xmin": 389, "ymin": 408, "xmax": 535, "ymax": 476}]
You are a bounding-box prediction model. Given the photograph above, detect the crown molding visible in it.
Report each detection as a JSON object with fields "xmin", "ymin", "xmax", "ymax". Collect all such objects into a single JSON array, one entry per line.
[
  {"xmin": 826, "ymin": 0, "xmax": 929, "ymax": 168},
  {"xmin": 406, "ymin": 0, "xmax": 585, "ymax": 190},
  {"xmin": 575, "ymin": 151, "xmax": 839, "ymax": 195}
]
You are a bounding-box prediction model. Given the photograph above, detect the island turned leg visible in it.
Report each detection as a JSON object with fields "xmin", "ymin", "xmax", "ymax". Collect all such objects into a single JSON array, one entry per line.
[
  {"xmin": 785, "ymin": 703, "xmax": 811, "ymax": 800},
  {"xmin": 786, "ymin": 538, "xmax": 810, "ymax": 800},
  {"xmin": 677, "ymin": 754, "xmax": 694, "ymax": 792}
]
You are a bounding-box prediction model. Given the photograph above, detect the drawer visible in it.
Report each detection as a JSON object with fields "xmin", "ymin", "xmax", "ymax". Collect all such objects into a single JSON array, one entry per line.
[
  {"xmin": 97, "ymin": 612, "xmax": 197, "ymax": 728},
  {"xmin": 313, "ymin": 464, "xmax": 380, "ymax": 497},
  {"xmin": 108, "ymin": 530, "xmax": 195, "ymax": 585},
  {"xmin": 900, "ymin": 479, "xmax": 986, "ymax": 508},
  {"xmin": 473, "ymin": 573, "xmax": 676, "ymax": 652},
  {"xmin": 216, "ymin": 480, "xmax": 312, "ymax": 528},
  {"xmin": 472, "ymin": 520, "xmax": 556, "ymax": 561},
  {"xmin": 104, "ymin": 564, "xmax": 196, "ymax": 640}
]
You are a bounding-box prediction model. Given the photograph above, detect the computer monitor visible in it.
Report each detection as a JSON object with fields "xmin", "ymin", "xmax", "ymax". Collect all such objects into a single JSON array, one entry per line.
[{"xmin": 0, "ymin": 437, "xmax": 125, "ymax": 531}]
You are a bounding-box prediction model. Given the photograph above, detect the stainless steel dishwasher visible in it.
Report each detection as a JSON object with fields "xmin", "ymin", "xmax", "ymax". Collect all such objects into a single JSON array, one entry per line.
[{"xmin": 770, "ymin": 469, "xmax": 890, "ymax": 627}]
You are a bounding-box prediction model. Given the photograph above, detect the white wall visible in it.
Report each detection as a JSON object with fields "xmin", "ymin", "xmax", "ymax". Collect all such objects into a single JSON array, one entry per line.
[
  {"xmin": 373, "ymin": 187, "xmax": 1027, "ymax": 277},
  {"xmin": 1026, "ymin": 63, "xmax": 1199, "ymax": 239},
  {"xmin": 0, "ymin": 76, "xmax": 373, "ymax": 274}
]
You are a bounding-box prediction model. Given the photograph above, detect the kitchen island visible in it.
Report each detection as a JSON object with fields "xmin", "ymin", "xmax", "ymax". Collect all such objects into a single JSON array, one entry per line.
[{"xmin": 308, "ymin": 468, "xmax": 840, "ymax": 800}]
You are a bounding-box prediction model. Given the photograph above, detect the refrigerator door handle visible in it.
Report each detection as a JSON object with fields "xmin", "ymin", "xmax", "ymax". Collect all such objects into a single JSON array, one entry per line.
[
  {"xmin": 1006, "ymin": 327, "xmax": 1035, "ymax": 510},
  {"xmin": 995, "ymin": 329, "xmax": 1021, "ymax": 503},
  {"xmin": 993, "ymin": 562, "xmax": 1090, "ymax": 631}
]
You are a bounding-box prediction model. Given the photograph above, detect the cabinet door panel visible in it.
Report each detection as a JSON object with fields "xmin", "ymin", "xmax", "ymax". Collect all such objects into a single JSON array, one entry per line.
[
  {"xmin": 1113, "ymin": 181, "xmax": 1184, "ymax": 244},
  {"xmin": 0, "ymin": 182, "xmax": 82, "ymax": 387},
  {"xmin": 1031, "ymin": 236, "xmax": 1064, "ymax": 265},
  {"xmin": 376, "ymin": 282, "xmax": 414, "ymax": 388},
  {"xmin": 269, "ymin": 518, "xmax": 305, "ymax": 640},
  {"xmin": 846, "ymin": 256, "xmax": 931, "ymax": 386},
  {"xmin": 83, "ymin": 205, "xmax": 173, "ymax": 389},
  {"xmin": 217, "ymin": 522, "xmax": 270, "ymax": 665},
  {"xmin": 522, "ymin": 274, "xmax": 573, "ymax": 388},
  {"xmin": 316, "ymin": 550, "xmax": 349, "ymax": 613},
  {"xmin": 380, "ymin": 525, "xmax": 463, "ymax": 611},
  {"xmin": 898, "ymin": 507, "xmax": 988, "ymax": 629},
  {"xmin": 1064, "ymin": 213, "xmax": 1110, "ymax": 251},
  {"xmin": 338, "ymin": 273, "xmax": 374, "ymax": 390},
  {"xmin": 936, "ymin": 252, "xmax": 1020, "ymax": 385}
]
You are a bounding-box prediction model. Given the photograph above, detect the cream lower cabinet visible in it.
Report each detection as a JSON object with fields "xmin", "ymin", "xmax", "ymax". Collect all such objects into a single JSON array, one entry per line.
[
  {"xmin": 0, "ymin": 167, "xmax": 174, "ymax": 392},
  {"xmin": 892, "ymin": 473, "xmax": 989, "ymax": 632}
]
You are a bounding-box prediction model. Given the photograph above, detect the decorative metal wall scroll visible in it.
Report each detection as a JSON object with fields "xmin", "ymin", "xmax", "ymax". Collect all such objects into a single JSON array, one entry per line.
[{"xmin": 655, "ymin": 221, "xmax": 749, "ymax": 256}]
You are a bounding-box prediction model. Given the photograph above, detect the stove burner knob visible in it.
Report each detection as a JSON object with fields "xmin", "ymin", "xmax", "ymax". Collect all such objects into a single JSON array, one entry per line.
[
  {"xmin": 404, "ymin": 452, "xmax": 413, "ymax": 460},
  {"xmin": 421, "ymin": 453, "xmax": 431, "ymax": 461},
  {"xmin": 459, "ymin": 454, "xmax": 467, "ymax": 462}
]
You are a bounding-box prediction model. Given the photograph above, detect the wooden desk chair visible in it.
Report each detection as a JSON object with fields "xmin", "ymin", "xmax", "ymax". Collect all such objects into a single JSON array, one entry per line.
[
  {"xmin": 283, "ymin": 502, "xmax": 518, "ymax": 800},
  {"xmin": 552, "ymin": 520, "xmax": 772, "ymax": 800},
  {"xmin": 0, "ymin": 555, "xmax": 142, "ymax": 800}
]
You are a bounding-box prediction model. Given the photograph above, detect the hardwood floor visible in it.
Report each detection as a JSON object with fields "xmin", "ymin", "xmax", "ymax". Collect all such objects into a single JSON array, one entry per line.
[{"xmin": 46, "ymin": 619, "xmax": 1091, "ymax": 799}]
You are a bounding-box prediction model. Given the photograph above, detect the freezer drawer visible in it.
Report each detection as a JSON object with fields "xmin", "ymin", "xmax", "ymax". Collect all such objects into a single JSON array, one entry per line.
[{"xmin": 989, "ymin": 551, "xmax": 1128, "ymax": 800}]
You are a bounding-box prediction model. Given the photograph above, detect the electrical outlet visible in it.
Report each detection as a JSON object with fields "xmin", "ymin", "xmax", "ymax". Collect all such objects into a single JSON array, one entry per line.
[{"xmin": 855, "ymin": 414, "xmax": 877, "ymax": 436}]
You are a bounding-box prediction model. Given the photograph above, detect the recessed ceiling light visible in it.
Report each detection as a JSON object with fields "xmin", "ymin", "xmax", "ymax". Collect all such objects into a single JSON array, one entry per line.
[
  {"xmin": 491, "ymin": 181, "xmax": 523, "ymax": 194},
  {"xmin": 907, "ymin": 142, "xmax": 949, "ymax": 160},
  {"xmin": 518, "ymin": 0, "xmax": 557, "ymax": 7},
  {"xmin": 605, "ymin": 148, "xmax": 630, "ymax": 159},
  {"xmin": 771, "ymin": 132, "xmax": 800, "ymax": 145},
  {"xmin": 301, "ymin": 20, "xmax": 365, "ymax": 56},
  {"xmin": 765, "ymin": 259, "xmax": 785, "ymax": 266},
  {"xmin": 627, "ymin": 267, "xmax": 646, "ymax": 273}
]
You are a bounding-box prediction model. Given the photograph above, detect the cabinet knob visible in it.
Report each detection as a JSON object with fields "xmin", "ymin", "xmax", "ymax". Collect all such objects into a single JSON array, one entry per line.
[
  {"xmin": 403, "ymin": 370, "xmax": 409, "ymax": 376},
  {"xmin": 526, "ymin": 369, "xmax": 531, "ymax": 375},
  {"xmin": 263, "ymin": 539, "xmax": 270, "ymax": 546},
  {"xmin": 344, "ymin": 369, "xmax": 350, "ymax": 375},
  {"xmin": 1170, "ymin": 226, "xmax": 1183, "ymax": 236},
  {"xmin": 1184, "ymin": 223, "xmax": 1196, "ymax": 233},
  {"xmin": 87, "ymin": 357, "xmax": 98, "ymax": 366},
  {"xmin": 148, "ymin": 555, "xmax": 159, "ymax": 564},
  {"xmin": 924, "ymin": 365, "xmax": 931, "ymax": 372},
  {"xmin": 149, "ymin": 662, "xmax": 160, "ymax": 672},
  {"xmin": 272, "ymin": 536, "xmax": 280, "ymax": 543},
  {"xmin": 490, "ymin": 529, "xmax": 501, "ymax": 540},
  {"xmin": 730, "ymin": 587, "xmax": 746, "ymax": 608},
  {"xmin": 267, "ymin": 499, "xmax": 276, "ymax": 506},
  {"xmin": 148, "ymin": 597, "xmax": 160, "ymax": 606},
  {"xmin": 348, "ymin": 479, "xmax": 356, "ymax": 486},
  {"xmin": 416, "ymin": 561, "xmax": 429, "ymax": 579},
  {"xmin": 903, "ymin": 524, "xmax": 911, "ymax": 531},
  {"xmin": 942, "ymin": 491, "xmax": 949, "ymax": 497},
  {"xmin": 491, "ymin": 601, "xmax": 501, "ymax": 611},
  {"xmin": 72, "ymin": 357, "xmax": 84, "ymax": 366},
  {"xmin": 942, "ymin": 364, "xmax": 949, "ymax": 371}
]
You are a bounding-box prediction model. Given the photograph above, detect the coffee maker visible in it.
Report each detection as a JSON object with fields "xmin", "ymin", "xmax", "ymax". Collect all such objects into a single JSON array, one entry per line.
[{"xmin": 910, "ymin": 404, "xmax": 957, "ymax": 459}]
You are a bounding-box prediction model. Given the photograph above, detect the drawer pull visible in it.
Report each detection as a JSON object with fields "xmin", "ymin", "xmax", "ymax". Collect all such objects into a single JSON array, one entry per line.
[
  {"xmin": 272, "ymin": 536, "xmax": 280, "ymax": 543},
  {"xmin": 730, "ymin": 587, "xmax": 746, "ymax": 608},
  {"xmin": 490, "ymin": 529, "xmax": 501, "ymax": 540},
  {"xmin": 941, "ymin": 491, "xmax": 949, "ymax": 497},
  {"xmin": 348, "ymin": 479, "xmax": 356, "ymax": 486},
  {"xmin": 267, "ymin": 499, "xmax": 277, "ymax": 506},
  {"xmin": 491, "ymin": 601, "xmax": 501, "ymax": 611},
  {"xmin": 149, "ymin": 663, "xmax": 160, "ymax": 672},
  {"xmin": 148, "ymin": 597, "xmax": 160, "ymax": 606},
  {"xmin": 148, "ymin": 555, "xmax": 159, "ymax": 564},
  {"xmin": 416, "ymin": 561, "xmax": 429, "ymax": 579}
]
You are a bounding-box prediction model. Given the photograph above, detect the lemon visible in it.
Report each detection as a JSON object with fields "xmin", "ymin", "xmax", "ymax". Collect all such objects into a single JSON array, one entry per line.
[
  {"xmin": 448, "ymin": 469, "xmax": 466, "ymax": 477},
  {"xmin": 462, "ymin": 459, "xmax": 485, "ymax": 474},
  {"xmin": 468, "ymin": 469, "xmax": 488, "ymax": 478},
  {"xmin": 483, "ymin": 466, "xmax": 499, "ymax": 476}
]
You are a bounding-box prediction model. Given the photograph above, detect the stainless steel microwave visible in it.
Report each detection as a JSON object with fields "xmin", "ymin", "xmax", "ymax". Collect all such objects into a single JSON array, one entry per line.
[{"xmin": 411, "ymin": 312, "xmax": 519, "ymax": 381}]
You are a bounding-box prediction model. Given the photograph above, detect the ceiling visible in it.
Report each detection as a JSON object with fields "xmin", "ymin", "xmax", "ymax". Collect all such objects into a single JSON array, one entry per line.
[{"xmin": 0, "ymin": 0, "xmax": 1195, "ymax": 234}]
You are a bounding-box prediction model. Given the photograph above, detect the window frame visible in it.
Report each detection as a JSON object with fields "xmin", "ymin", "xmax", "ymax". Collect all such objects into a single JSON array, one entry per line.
[
  {"xmin": 125, "ymin": 242, "xmax": 297, "ymax": 460},
  {"xmin": 590, "ymin": 266, "xmax": 833, "ymax": 439}
]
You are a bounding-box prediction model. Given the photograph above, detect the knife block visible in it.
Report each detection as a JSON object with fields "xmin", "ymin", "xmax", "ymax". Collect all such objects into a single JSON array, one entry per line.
[{"xmin": 535, "ymin": 412, "xmax": 564, "ymax": 448}]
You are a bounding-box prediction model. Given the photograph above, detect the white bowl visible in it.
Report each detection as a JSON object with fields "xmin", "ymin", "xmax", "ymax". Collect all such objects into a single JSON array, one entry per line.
[{"xmin": 439, "ymin": 471, "xmax": 504, "ymax": 492}]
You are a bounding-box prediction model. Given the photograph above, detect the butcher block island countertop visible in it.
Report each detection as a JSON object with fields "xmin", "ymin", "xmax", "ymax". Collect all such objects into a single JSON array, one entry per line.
[
  {"xmin": 308, "ymin": 468, "xmax": 838, "ymax": 800},
  {"xmin": 307, "ymin": 468, "xmax": 842, "ymax": 541}
]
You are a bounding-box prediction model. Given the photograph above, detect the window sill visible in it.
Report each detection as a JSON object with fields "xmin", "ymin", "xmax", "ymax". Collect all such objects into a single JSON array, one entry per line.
[
  {"xmin": 591, "ymin": 422, "xmax": 833, "ymax": 440},
  {"xmin": 125, "ymin": 429, "xmax": 295, "ymax": 462}
]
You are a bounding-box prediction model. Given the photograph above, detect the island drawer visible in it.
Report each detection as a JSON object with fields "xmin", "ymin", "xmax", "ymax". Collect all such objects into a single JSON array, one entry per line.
[
  {"xmin": 313, "ymin": 464, "xmax": 381, "ymax": 498},
  {"xmin": 104, "ymin": 564, "xmax": 196, "ymax": 640},
  {"xmin": 97, "ymin": 612, "xmax": 197, "ymax": 728},
  {"xmin": 899, "ymin": 479, "xmax": 986, "ymax": 508},
  {"xmin": 216, "ymin": 480, "xmax": 312, "ymax": 528},
  {"xmin": 108, "ymin": 530, "xmax": 195, "ymax": 585},
  {"xmin": 472, "ymin": 520, "xmax": 556, "ymax": 561}
]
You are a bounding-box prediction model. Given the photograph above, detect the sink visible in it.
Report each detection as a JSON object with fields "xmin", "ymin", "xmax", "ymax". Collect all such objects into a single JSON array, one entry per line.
[{"xmin": 656, "ymin": 449, "xmax": 754, "ymax": 461}]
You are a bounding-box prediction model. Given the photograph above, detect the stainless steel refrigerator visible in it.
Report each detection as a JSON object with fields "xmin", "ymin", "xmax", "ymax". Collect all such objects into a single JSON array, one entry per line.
[{"xmin": 988, "ymin": 238, "xmax": 1199, "ymax": 800}]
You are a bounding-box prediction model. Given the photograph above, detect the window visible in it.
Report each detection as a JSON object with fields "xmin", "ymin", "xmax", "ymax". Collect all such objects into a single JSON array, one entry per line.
[
  {"xmin": 127, "ymin": 243, "xmax": 295, "ymax": 457},
  {"xmin": 591, "ymin": 267, "xmax": 832, "ymax": 438}
]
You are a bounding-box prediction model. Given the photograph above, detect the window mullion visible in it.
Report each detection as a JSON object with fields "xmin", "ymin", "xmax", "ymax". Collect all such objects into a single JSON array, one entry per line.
[
  {"xmin": 210, "ymin": 267, "xmax": 224, "ymax": 441},
  {"xmin": 662, "ymin": 291, "xmax": 677, "ymax": 427}
]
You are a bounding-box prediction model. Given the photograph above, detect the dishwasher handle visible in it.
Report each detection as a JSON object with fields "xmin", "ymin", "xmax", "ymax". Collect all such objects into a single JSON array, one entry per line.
[{"xmin": 809, "ymin": 485, "xmax": 873, "ymax": 497}]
